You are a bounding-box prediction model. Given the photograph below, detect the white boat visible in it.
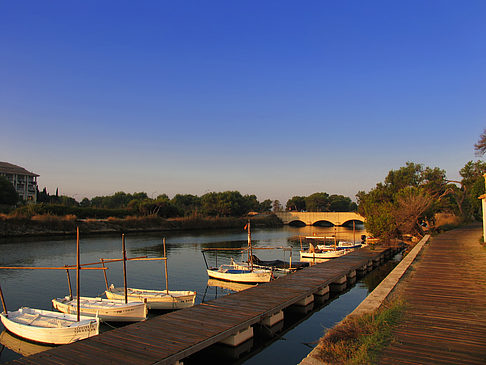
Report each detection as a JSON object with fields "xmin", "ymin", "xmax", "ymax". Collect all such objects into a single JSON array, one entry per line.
[
  {"xmin": 299, "ymin": 249, "xmax": 349, "ymax": 260},
  {"xmin": 52, "ymin": 296, "xmax": 147, "ymax": 322},
  {"xmin": 207, "ymin": 265, "xmax": 272, "ymax": 283},
  {"xmin": 317, "ymin": 241, "xmax": 364, "ymax": 250},
  {"xmin": 105, "ymin": 285, "xmax": 196, "ymax": 310},
  {"xmin": 0, "ymin": 307, "xmax": 99, "ymax": 345}
]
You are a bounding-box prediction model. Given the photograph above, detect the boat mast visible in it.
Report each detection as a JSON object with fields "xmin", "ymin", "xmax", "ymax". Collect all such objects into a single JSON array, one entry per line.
[
  {"xmin": 100, "ymin": 258, "xmax": 109, "ymax": 291},
  {"xmin": 76, "ymin": 227, "xmax": 80, "ymax": 322},
  {"xmin": 248, "ymin": 220, "xmax": 253, "ymax": 271},
  {"xmin": 0, "ymin": 283, "xmax": 7, "ymax": 317},
  {"xmin": 122, "ymin": 234, "xmax": 128, "ymax": 304},
  {"xmin": 163, "ymin": 238, "xmax": 169, "ymax": 295},
  {"xmin": 65, "ymin": 265, "xmax": 73, "ymax": 300}
]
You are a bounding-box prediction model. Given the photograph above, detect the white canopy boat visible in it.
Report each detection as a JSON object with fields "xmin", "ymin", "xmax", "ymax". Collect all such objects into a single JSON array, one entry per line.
[
  {"xmin": 105, "ymin": 285, "xmax": 196, "ymax": 310},
  {"xmin": 0, "ymin": 307, "xmax": 99, "ymax": 345},
  {"xmin": 52, "ymin": 296, "xmax": 147, "ymax": 322},
  {"xmin": 203, "ymin": 221, "xmax": 273, "ymax": 284}
]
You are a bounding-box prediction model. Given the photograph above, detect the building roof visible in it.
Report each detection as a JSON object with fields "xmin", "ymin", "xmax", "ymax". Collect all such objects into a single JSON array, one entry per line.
[{"xmin": 0, "ymin": 162, "xmax": 39, "ymax": 177}]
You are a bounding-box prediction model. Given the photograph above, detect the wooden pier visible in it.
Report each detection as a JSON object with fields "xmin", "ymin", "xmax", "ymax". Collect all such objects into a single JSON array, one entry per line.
[
  {"xmin": 378, "ymin": 224, "xmax": 486, "ymax": 364},
  {"xmin": 7, "ymin": 246, "xmax": 397, "ymax": 365}
]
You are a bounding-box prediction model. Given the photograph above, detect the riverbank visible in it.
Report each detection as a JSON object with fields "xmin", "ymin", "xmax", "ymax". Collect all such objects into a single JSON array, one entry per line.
[{"xmin": 0, "ymin": 213, "xmax": 283, "ymax": 238}]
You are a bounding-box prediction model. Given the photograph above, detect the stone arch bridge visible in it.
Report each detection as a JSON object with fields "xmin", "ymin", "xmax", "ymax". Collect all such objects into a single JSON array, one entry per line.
[{"xmin": 275, "ymin": 211, "xmax": 365, "ymax": 226}]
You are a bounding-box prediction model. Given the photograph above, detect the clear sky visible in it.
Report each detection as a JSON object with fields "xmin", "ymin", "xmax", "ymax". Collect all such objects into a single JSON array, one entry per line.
[{"xmin": 1, "ymin": 1, "xmax": 485, "ymax": 204}]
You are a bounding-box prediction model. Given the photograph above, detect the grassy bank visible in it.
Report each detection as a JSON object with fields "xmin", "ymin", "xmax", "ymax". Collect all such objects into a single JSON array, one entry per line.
[
  {"xmin": 311, "ymin": 299, "xmax": 405, "ymax": 364},
  {"xmin": 0, "ymin": 213, "xmax": 283, "ymax": 238}
]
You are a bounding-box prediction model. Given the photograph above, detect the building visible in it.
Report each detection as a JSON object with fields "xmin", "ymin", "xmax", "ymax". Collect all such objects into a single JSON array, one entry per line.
[{"xmin": 0, "ymin": 162, "xmax": 39, "ymax": 202}]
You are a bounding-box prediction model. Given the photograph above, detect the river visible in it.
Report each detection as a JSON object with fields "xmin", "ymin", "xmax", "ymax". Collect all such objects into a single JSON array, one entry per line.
[{"xmin": 0, "ymin": 224, "xmax": 400, "ymax": 364}]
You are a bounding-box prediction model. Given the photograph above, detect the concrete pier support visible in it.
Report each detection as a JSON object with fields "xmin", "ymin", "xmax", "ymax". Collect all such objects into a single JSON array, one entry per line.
[
  {"xmin": 330, "ymin": 275, "xmax": 347, "ymax": 292},
  {"xmin": 262, "ymin": 310, "xmax": 284, "ymax": 327},
  {"xmin": 220, "ymin": 326, "xmax": 253, "ymax": 347},
  {"xmin": 315, "ymin": 285, "xmax": 330, "ymax": 296},
  {"xmin": 296, "ymin": 294, "xmax": 314, "ymax": 306}
]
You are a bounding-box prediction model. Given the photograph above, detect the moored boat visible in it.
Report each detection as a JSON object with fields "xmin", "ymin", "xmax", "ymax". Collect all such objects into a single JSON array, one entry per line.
[
  {"xmin": 0, "ymin": 307, "xmax": 99, "ymax": 345},
  {"xmin": 52, "ymin": 296, "xmax": 147, "ymax": 322},
  {"xmin": 207, "ymin": 265, "xmax": 272, "ymax": 283},
  {"xmin": 105, "ymin": 285, "xmax": 196, "ymax": 310}
]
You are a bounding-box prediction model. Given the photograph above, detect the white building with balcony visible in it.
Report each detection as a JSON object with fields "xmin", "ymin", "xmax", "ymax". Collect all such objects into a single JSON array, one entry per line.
[{"xmin": 0, "ymin": 162, "xmax": 39, "ymax": 202}]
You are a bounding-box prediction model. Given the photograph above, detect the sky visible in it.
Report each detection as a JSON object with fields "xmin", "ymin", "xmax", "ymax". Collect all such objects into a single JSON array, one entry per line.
[{"xmin": 1, "ymin": 1, "xmax": 485, "ymax": 204}]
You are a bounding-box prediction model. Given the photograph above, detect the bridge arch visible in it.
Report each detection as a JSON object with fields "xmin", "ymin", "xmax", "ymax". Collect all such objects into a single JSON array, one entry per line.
[
  {"xmin": 275, "ymin": 211, "xmax": 365, "ymax": 226},
  {"xmin": 288, "ymin": 220, "xmax": 306, "ymax": 227},
  {"xmin": 312, "ymin": 220, "xmax": 334, "ymax": 227}
]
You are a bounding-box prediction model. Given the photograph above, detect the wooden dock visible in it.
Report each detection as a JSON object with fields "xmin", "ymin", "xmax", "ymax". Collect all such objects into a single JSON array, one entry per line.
[
  {"xmin": 7, "ymin": 246, "xmax": 395, "ymax": 365},
  {"xmin": 378, "ymin": 224, "xmax": 486, "ymax": 364}
]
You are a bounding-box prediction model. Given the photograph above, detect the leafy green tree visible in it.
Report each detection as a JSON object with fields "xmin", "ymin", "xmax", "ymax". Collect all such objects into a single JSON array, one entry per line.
[
  {"xmin": 259, "ymin": 199, "xmax": 272, "ymax": 212},
  {"xmin": 171, "ymin": 194, "xmax": 201, "ymax": 216},
  {"xmin": 305, "ymin": 192, "xmax": 329, "ymax": 212},
  {"xmin": 328, "ymin": 194, "xmax": 354, "ymax": 211},
  {"xmin": 272, "ymin": 200, "xmax": 283, "ymax": 212},
  {"xmin": 357, "ymin": 162, "xmax": 453, "ymax": 239},
  {"xmin": 286, "ymin": 196, "xmax": 306, "ymax": 211},
  {"xmin": 0, "ymin": 176, "xmax": 18, "ymax": 205}
]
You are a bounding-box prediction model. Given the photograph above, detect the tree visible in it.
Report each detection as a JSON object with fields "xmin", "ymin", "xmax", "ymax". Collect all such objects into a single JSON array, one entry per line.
[
  {"xmin": 474, "ymin": 128, "xmax": 486, "ymax": 156},
  {"xmin": 259, "ymin": 199, "xmax": 272, "ymax": 212},
  {"xmin": 357, "ymin": 162, "xmax": 453, "ymax": 240},
  {"xmin": 305, "ymin": 192, "xmax": 329, "ymax": 212},
  {"xmin": 0, "ymin": 176, "xmax": 18, "ymax": 205},
  {"xmin": 272, "ymin": 200, "xmax": 283, "ymax": 212},
  {"xmin": 286, "ymin": 196, "xmax": 306, "ymax": 211}
]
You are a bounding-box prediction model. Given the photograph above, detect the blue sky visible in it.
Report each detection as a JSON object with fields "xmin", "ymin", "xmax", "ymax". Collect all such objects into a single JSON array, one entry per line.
[{"xmin": 1, "ymin": 1, "xmax": 485, "ymax": 203}]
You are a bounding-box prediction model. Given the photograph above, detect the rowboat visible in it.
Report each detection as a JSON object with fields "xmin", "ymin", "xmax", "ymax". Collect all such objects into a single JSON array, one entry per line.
[
  {"xmin": 207, "ymin": 265, "xmax": 273, "ymax": 283},
  {"xmin": 105, "ymin": 285, "xmax": 196, "ymax": 310},
  {"xmin": 0, "ymin": 307, "xmax": 99, "ymax": 345},
  {"xmin": 52, "ymin": 296, "xmax": 147, "ymax": 322},
  {"xmin": 0, "ymin": 228, "xmax": 102, "ymax": 345}
]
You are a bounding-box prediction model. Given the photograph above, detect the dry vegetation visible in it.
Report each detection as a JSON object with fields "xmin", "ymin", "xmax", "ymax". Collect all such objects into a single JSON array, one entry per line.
[{"xmin": 311, "ymin": 299, "xmax": 405, "ymax": 364}]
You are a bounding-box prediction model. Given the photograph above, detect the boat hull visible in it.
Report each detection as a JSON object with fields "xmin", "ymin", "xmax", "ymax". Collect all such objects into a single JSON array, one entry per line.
[
  {"xmin": 0, "ymin": 308, "xmax": 99, "ymax": 345},
  {"xmin": 299, "ymin": 250, "xmax": 348, "ymax": 259},
  {"xmin": 52, "ymin": 296, "xmax": 147, "ymax": 322},
  {"xmin": 207, "ymin": 267, "xmax": 272, "ymax": 283},
  {"xmin": 105, "ymin": 287, "xmax": 196, "ymax": 310}
]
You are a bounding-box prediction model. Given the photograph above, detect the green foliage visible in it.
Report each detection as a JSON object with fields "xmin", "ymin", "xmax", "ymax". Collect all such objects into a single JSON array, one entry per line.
[
  {"xmin": 305, "ymin": 192, "xmax": 330, "ymax": 211},
  {"xmin": 0, "ymin": 176, "xmax": 19, "ymax": 205},
  {"xmin": 259, "ymin": 199, "xmax": 272, "ymax": 212},
  {"xmin": 286, "ymin": 193, "xmax": 356, "ymax": 212},
  {"xmin": 171, "ymin": 194, "xmax": 201, "ymax": 216},
  {"xmin": 199, "ymin": 191, "xmax": 257, "ymax": 216},
  {"xmin": 357, "ymin": 162, "xmax": 454, "ymax": 239},
  {"xmin": 12, "ymin": 203, "xmax": 132, "ymax": 219},
  {"xmin": 286, "ymin": 196, "xmax": 306, "ymax": 211}
]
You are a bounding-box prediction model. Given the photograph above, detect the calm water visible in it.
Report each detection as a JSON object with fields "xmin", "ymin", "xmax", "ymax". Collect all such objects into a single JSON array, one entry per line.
[{"xmin": 0, "ymin": 224, "xmax": 398, "ymax": 364}]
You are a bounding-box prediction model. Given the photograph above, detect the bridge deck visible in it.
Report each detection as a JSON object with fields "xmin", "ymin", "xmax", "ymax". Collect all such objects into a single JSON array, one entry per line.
[{"xmin": 8, "ymin": 247, "xmax": 391, "ymax": 365}]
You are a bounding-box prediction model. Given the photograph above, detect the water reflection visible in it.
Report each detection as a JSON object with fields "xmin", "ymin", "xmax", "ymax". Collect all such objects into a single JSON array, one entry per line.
[{"xmin": 0, "ymin": 331, "xmax": 55, "ymax": 358}]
